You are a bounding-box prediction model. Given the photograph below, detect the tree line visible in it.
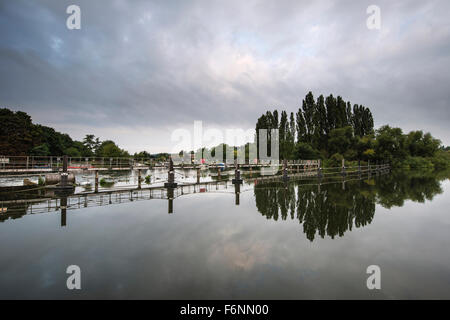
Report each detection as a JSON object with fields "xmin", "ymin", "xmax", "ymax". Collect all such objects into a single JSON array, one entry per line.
[
  {"xmin": 256, "ymin": 91, "xmax": 374, "ymax": 159},
  {"xmin": 255, "ymin": 91, "xmax": 449, "ymax": 169},
  {"xmin": 0, "ymin": 108, "xmax": 135, "ymax": 158}
]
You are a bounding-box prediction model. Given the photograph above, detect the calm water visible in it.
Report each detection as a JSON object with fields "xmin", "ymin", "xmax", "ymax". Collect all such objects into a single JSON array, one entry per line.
[{"xmin": 1, "ymin": 170, "xmax": 450, "ymax": 299}]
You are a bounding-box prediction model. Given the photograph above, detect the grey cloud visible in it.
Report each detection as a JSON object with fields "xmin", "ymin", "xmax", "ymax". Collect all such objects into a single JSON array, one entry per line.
[{"xmin": 0, "ymin": 0, "xmax": 449, "ymax": 152}]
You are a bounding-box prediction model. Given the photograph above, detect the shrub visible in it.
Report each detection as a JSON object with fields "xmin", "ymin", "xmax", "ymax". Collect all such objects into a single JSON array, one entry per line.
[
  {"xmin": 402, "ymin": 156, "xmax": 434, "ymax": 170},
  {"xmin": 363, "ymin": 148, "xmax": 376, "ymax": 160},
  {"xmin": 294, "ymin": 142, "xmax": 321, "ymax": 160},
  {"xmin": 430, "ymin": 151, "xmax": 450, "ymax": 170},
  {"xmin": 99, "ymin": 178, "xmax": 114, "ymax": 187},
  {"xmin": 38, "ymin": 176, "xmax": 45, "ymax": 186},
  {"xmin": 326, "ymin": 153, "xmax": 344, "ymax": 168}
]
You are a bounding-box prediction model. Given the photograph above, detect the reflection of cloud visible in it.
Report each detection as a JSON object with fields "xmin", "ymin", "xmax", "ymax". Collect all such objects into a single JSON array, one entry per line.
[
  {"xmin": 206, "ymin": 224, "xmax": 272, "ymax": 271},
  {"xmin": 222, "ymin": 242, "xmax": 268, "ymax": 270}
]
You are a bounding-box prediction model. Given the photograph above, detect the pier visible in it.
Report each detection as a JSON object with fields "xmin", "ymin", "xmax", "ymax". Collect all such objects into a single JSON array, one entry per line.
[{"xmin": 0, "ymin": 158, "xmax": 390, "ymax": 226}]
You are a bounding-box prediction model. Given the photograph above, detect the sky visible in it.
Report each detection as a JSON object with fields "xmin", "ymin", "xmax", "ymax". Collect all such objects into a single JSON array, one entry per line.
[{"xmin": 0, "ymin": 0, "xmax": 449, "ymax": 153}]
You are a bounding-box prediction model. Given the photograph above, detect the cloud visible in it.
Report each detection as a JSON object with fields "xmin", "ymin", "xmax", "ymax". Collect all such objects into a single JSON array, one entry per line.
[{"xmin": 1, "ymin": 0, "xmax": 449, "ymax": 152}]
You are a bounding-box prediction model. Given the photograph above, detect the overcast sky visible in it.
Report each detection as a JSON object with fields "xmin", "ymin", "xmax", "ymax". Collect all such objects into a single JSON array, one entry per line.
[{"xmin": 1, "ymin": 0, "xmax": 449, "ymax": 153}]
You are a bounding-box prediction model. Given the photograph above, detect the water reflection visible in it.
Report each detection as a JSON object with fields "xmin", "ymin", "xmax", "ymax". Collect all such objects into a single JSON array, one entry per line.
[
  {"xmin": 1, "ymin": 170, "xmax": 448, "ymax": 240},
  {"xmin": 0, "ymin": 169, "xmax": 449, "ymax": 299},
  {"xmin": 254, "ymin": 170, "xmax": 448, "ymax": 241},
  {"xmin": 0, "ymin": 180, "xmax": 246, "ymax": 224}
]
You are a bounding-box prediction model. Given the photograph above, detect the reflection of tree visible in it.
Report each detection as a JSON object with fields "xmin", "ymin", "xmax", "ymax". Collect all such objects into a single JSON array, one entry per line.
[
  {"xmin": 0, "ymin": 204, "xmax": 29, "ymax": 222},
  {"xmin": 297, "ymin": 182, "xmax": 375, "ymax": 241},
  {"xmin": 376, "ymin": 170, "xmax": 444, "ymax": 208},
  {"xmin": 255, "ymin": 183, "xmax": 296, "ymax": 222},
  {"xmin": 0, "ymin": 187, "xmax": 49, "ymax": 223},
  {"xmin": 254, "ymin": 170, "xmax": 449, "ymax": 241}
]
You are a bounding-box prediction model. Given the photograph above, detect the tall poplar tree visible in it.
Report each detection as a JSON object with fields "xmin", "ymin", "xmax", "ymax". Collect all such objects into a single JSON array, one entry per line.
[{"xmin": 302, "ymin": 91, "xmax": 316, "ymax": 143}]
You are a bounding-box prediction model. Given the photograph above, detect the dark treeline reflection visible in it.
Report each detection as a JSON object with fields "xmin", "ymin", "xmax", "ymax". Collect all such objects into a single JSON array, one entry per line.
[{"xmin": 254, "ymin": 170, "xmax": 449, "ymax": 241}]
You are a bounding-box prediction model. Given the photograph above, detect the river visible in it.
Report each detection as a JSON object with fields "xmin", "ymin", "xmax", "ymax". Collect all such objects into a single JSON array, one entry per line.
[{"xmin": 0, "ymin": 169, "xmax": 449, "ymax": 299}]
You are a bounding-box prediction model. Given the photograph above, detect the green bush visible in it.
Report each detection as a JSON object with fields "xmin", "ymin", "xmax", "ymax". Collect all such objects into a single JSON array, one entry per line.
[
  {"xmin": 429, "ymin": 151, "xmax": 450, "ymax": 170},
  {"xmin": 294, "ymin": 142, "xmax": 321, "ymax": 160},
  {"xmin": 99, "ymin": 178, "xmax": 115, "ymax": 187},
  {"xmin": 402, "ymin": 156, "xmax": 434, "ymax": 170},
  {"xmin": 326, "ymin": 153, "xmax": 344, "ymax": 168}
]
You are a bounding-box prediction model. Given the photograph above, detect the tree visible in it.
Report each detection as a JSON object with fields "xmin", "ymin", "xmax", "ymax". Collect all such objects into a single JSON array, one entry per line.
[
  {"xmin": 96, "ymin": 140, "xmax": 128, "ymax": 158},
  {"xmin": 375, "ymin": 125, "xmax": 408, "ymax": 162},
  {"xmin": 406, "ymin": 131, "xmax": 440, "ymax": 158},
  {"xmin": 325, "ymin": 94, "xmax": 337, "ymax": 133},
  {"xmin": 31, "ymin": 144, "xmax": 50, "ymax": 156},
  {"xmin": 314, "ymin": 95, "xmax": 327, "ymax": 150},
  {"xmin": 0, "ymin": 108, "xmax": 38, "ymax": 155},
  {"xmin": 65, "ymin": 146, "xmax": 82, "ymax": 157},
  {"xmin": 82, "ymin": 134, "xmax": 98, "ymax": 156},
  {"xmin": 328, "ymin": 126, "xmax": 355, "ymax": 156},
  {"xmin": 335, "ymin": 96, "xmax": 347, "ymax": 128},
  {"xmin": 355, "ymin": 135, "xmax": 375, "ymax": 160},
  {"xmin": 302, "ymin": 91, "xmax": 316, "ymax": 143},
  {"xmin": 0, "ymin": 108, "xmax": 132, "ymax": 158},
  {"xmin": 294, "ymin": 142, "xmax": 320, "ymax": 160},
  {"xmin": 134, "ymin": 151, "xmax": 151, "ymax": 159}
]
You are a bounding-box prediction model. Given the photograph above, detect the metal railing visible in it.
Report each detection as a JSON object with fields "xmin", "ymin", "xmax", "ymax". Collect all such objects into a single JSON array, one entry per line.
[{"xmin": 0, "ymin": 156, "xmax": 156, "ymax": 171}]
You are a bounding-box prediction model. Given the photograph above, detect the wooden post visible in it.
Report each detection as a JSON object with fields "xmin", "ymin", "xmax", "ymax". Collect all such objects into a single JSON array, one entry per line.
[
  {"xmin": 283, "ymin": 159, "xmax": 289, "ymax": 182},
  {"xmin": 60, "ymin": 196, "xmax": 67, "ymax": 227},
  {"xmin": 317, "ymin": 159, "xmax": 323, "ymax": 179},
  {"xmin": 341, "ymin": 158, "xmax": 346, "ymax": 177},
  {"xmin": 217, "ymin": 168, "xmax": 221, "ymax": 180},
  {"xmin": 232, "ymin": 159, "xmax": 243, "ymax": 185},
  {"xmin": 60, "ymin": 155, "xmax": 68, "ymax": 187},
  {"xmin": 234, "ymin": 183, "xmax": 240, "ymax": 206},
  {"xmin": 164, "ymin": 157, "xmax": 177, "ymax": 188},
  {"xmin": 55, "ymin": 155, "xmax": 74, "ymax": 192},
  {"xmin": 167, "ymin": 188, "xmax": 174, "ymax": 214},
  {"xmin": 138, "ymin": 169, "xmax": 142, "ymax": 189},
  {"xmin": 197, "ymin": 167, "xmax": 200, "ymax": 184},
  {"xmin": 95, "ymin": 170, "xmax": 99, "ymax": 193}
]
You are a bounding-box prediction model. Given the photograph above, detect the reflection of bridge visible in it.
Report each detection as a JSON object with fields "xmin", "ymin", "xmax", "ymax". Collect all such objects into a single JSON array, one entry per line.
[
  {"xmin": 0, "ymin": 180, "xmax": 249, "ymax": 224},
  {"xmin": 0, "ymin": 162, "xmax": 390, "ymax": 226}
]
